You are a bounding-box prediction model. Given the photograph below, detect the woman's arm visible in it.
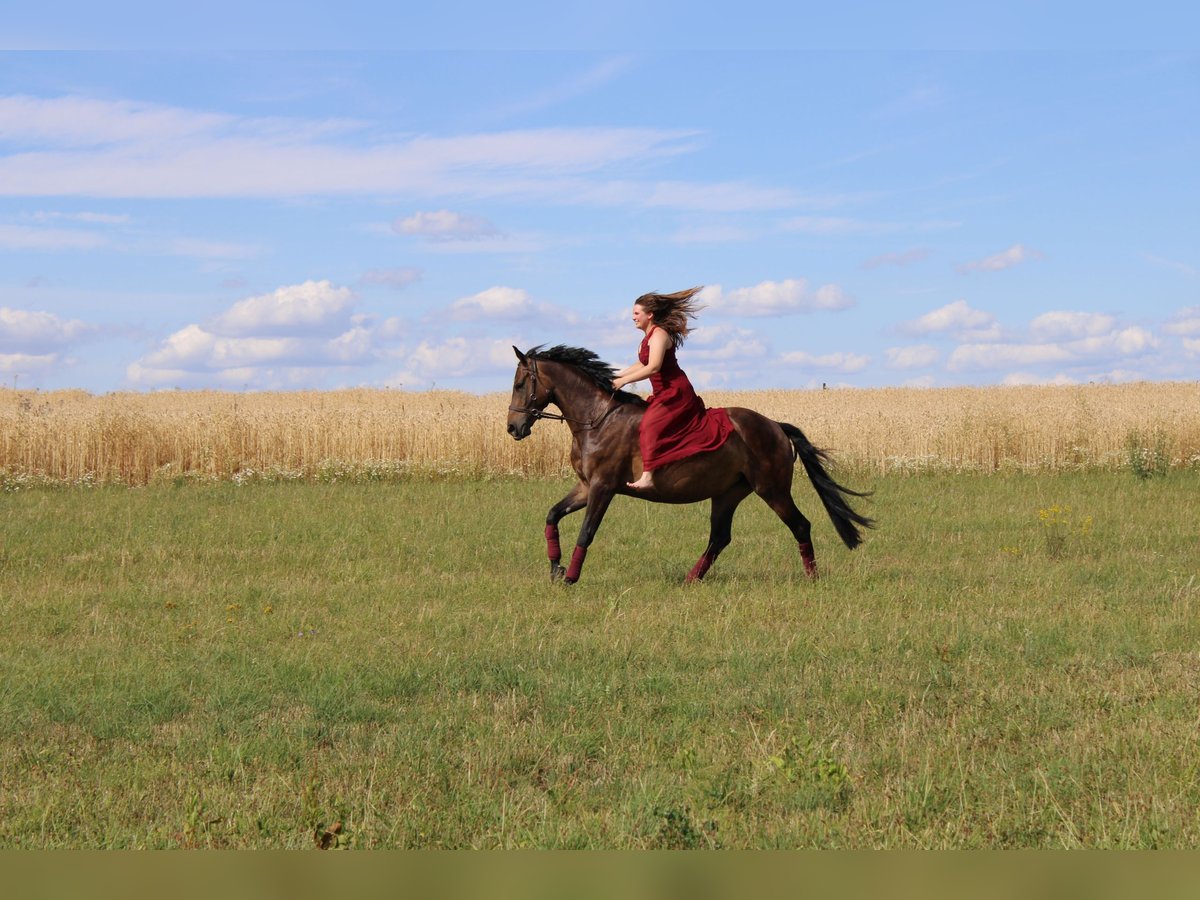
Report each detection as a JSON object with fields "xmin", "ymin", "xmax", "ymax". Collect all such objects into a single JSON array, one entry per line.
[{"xmin": 612, "ymin": 330, "xmax": 669, "ymax": 389}]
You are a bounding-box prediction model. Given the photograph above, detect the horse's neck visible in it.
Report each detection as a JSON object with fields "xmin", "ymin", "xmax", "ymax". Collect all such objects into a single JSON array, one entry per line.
[{"xmin": 549, "ymin": 364, "xmax": 609, "ymax": 422}]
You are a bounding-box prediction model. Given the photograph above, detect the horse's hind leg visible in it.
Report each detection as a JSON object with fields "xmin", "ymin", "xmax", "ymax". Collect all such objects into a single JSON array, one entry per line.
[
  {"xmin": 756, "ymin": 487, "xmax": 818, "ymax": 578},
  {"xmin": 686, "ymin": 481, "xmax": 752, "ymax": 583},
  {"xmin": 546, "ymin": 482, "xmax": 588, "ymax": 581}
]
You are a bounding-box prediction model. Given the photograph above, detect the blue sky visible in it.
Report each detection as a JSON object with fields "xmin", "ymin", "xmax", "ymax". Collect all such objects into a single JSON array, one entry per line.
[{"xmin": 2, "ymin": 8, "xmax": 1197, "ymax": 392}]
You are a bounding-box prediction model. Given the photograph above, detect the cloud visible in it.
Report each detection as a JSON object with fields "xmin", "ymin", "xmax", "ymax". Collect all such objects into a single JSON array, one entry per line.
[
  {"xmin": 138, "ymin": 324, "xmax": 365, "ymax": 369},
  {"xmin": 0, "ymin": 351, "xmax": 59, "ymax": 375},
  {"xmin": 947, "ymin": 327, "xmax": 1158, "ymax": 372},
  {"xmin": 448, "ymin": 286, "xmax": 534, "ymax": 321},
  {"xmin": 1183, "ymin": 338, "xmax": 1200, "ymax": 356},
  {"xmin": 389, "ymin": 337, "xmax": 518, "ymax": 387},
  {"xmin": 885, "ymin": 344, "xmax": 939, "ymax": 369},
  {"xmin": 860, "ymin": 248, "xmax": 932, "ymax": 270},
  {"xmin": 0, "ymin": 306, "xmax": 93, "ymax": 351},
  {"xmin": 957, "ymin": 243, "xmax": 1043, "ymax": 273},
  {"xmin": 1163, "ymin": 306, "xmax": 1200, "ymax": 336},
  {"xmin": 359, "ymin": 267, "xmax": 422, "ymax": 290},
  {"xmin": 778, "ymin": 349, "xmax": 870, "ymax": 372},
  {"xmin": 129, "ymin": 280, "xmax": 371, "ymax": 386},
  {"xmin": 948, "ymin": 342, "xmax": 1072, "ymax": 371},
  {"xmin": 701, "ymin": 279, "xmax": 854, "ymax": 317},
  {"xmin": 1029, "ymin": 311, "xmax": 1117, "ymax": 340},
  {"xmin": 0, "ymin": 95, "xmax": 713, "ymax": 204},
  {"xmin": 208, "ymin": 280, "xmax": 354, "ymax": 337},
  {"xmin": 393, "ymin": 210, "xmax": 499, "ymax": 241},
  {"xmin": 685, "ymin": 324, "xmax": 769, "ymax": 362},
  {"xmin": 905, "ymin": 299, "xmax": 1000, "ymax": 339}
]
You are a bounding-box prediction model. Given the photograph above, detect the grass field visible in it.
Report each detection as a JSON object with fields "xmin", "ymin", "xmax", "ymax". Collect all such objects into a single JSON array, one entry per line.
[{"xmin": 2, "ymin": 470, "xmax": 1198, "ymax": 847}]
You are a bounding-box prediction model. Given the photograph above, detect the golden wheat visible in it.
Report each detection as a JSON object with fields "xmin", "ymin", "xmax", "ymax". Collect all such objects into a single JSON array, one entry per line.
[{"xmin": 2, "ymin": 381, "xmax": 1198, "ymax": 485}]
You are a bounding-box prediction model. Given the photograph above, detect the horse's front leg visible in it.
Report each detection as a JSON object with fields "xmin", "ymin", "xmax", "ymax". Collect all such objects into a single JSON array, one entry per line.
[
  {"xmin": 546, "ymin": 481, "xmax": 588, "ymax": 582},
  {"xmin": 563, "ymin": 482, "xmax": 616, "ymax": 585}
]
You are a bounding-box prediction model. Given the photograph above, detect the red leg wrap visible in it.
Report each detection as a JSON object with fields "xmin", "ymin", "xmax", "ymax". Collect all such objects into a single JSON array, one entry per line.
[
  {"xmin": 564, "ymin": 546, "xmax": 587, "ymax": 583},
  {"xmin": 686, "ymin": 552, "xmax": 715, "ymax": 583},
  {"xmin": 798, "ymin": 541, "xmax": 818, "ymax": 578},
  {"xmin": 545, "ymin": 524, "xmax": 561, "ymax": 562}
]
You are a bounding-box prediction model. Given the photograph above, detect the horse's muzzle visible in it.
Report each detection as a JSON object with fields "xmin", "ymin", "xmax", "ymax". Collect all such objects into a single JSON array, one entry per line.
[{"xmin": 507, "ymin": 422, "xmax": 531, "ymax": 441}]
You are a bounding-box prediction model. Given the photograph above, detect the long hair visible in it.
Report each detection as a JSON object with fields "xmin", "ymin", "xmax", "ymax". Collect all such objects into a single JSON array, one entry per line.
[{"xmin": 634, "ymin": 286, "xmax": 705, "ymax": 348}]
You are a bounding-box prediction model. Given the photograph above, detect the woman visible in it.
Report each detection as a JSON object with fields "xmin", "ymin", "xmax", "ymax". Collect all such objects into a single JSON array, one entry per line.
[{"xmin": 611, "ymin": 287, "xmax": 733, "ymax": 490}]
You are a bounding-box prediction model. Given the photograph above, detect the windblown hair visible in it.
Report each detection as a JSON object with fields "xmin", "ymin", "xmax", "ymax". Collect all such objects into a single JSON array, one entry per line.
[
  {"xmin": 633, "ymin": 286, "xmax": 706, "ymax": 348},
  {"xmin": 526, "ymin": 345, "xmax": 646, "ymax": 405}
]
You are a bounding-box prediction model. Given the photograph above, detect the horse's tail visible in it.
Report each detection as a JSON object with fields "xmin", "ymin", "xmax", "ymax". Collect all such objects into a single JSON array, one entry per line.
[{"xmin": 778, "ymin": 421, "xmax": 874, "ymax": 549}]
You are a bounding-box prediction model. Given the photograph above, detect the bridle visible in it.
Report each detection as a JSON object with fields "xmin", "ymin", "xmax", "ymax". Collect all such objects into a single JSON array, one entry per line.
[{"xmin": 508, "ymin": 357, "xmax": 620, "ymax": 430}]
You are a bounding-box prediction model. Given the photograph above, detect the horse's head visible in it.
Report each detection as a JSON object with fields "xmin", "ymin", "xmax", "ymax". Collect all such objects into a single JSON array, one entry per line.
[{"xmin": 507, "ymin": 346, "xmax": 552, "ymax": 440}]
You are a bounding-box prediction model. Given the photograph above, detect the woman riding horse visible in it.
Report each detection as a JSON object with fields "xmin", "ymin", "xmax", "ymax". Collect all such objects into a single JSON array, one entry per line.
[{"xmin": 612, "ymin": 287, "xmax": 732, "ymax": 491}]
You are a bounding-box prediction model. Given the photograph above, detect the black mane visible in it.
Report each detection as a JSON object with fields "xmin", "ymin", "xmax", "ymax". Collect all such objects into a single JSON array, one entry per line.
[{"xmin": 526, "ymin": 345, "xmax": 646, "ymax": 405}]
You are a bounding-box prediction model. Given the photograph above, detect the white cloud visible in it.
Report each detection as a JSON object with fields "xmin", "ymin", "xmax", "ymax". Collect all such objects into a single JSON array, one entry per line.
[
  {"xmin": 702, "ymin": 279, "xmax": 854, "ymax": 317},
  {"xmin": 129, "ymin": 280, "xmax": 372, "ymax": 385},
  {"xmin": 0, "ymin": 351, "xmax": 59, "ymax": 374},
  {"xmin": 131, "ymin": 324, "xmax": 371, "ymax": 377},
  {"xmin": 394, "ymin": 210, "xmax": 499, "ymax": 241},
  {"xmin": 1182, "ymin": 338, "xmax": 1200, "ymax": 356},
  {"xmin": 208, "ymin": 280, "xmax": 354, "ymax": 337},
  {"xmin": 390, "ymin": 337, "xmax": 517, "ymax": 387},
  {"xmin": 778, "ymin": 350, "xmax": 870, "ymax": 372},
  {"xmin": 1030, "ymin": 311, "xmax": 1116, "ymax": 340},
  {"xmin": 948, "ymin": 342, "xmax": 1071, "ymax": 371},
  {"xmin": 0, "ymin": 95, "xmax": 712, "ymax": 204},
  {"xmin": 958, "ymin": 244, "xmax": 1043, "ymax": 273},
  {"xmin": 0, "ymin": 306, "xmax": 93, "ymax": 350},
  {"xmin": 947, "ymin": 327, "xmax": 1158, "ymax": 372},
  {"xmin": 885, "ymin": 344, "xmax": 939, "ymax": 369},
  {"xmin": 1163, "ymin": 307, "xmax": 1200, "ymax": 336},
  {"xmin": 448, "ymin": 286, "xmax": 534, "ymax": 321},
  {"xmin": 686, "ymin": 324, "xmax": 769, "ymax": 362},
  {"xmin": 906, "ymin": 299, "xmax": 999, "ymax": 339}
]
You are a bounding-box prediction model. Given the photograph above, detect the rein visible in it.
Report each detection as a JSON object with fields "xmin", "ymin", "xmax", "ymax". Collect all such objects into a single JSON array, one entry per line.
[{"xmin": 508, "ymin": 357, "xmax": 621, "ymax": 430}]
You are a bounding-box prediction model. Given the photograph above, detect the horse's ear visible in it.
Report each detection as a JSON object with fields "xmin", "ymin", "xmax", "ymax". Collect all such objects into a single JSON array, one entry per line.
[{"xmin": 513, "ymin": 345, "xmax": 527, "ymax": 363}]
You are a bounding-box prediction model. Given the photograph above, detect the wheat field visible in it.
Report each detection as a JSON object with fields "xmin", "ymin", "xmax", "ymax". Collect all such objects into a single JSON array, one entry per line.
[{"xmin": 2, "ymin": 381, "xmax": 1198, "ymax": 486}]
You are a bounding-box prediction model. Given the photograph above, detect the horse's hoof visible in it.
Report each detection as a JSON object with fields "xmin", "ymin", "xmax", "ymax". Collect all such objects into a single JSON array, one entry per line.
[{"xmin": 550, "ymin": 563, "xmax": 566, "ymax": 583}]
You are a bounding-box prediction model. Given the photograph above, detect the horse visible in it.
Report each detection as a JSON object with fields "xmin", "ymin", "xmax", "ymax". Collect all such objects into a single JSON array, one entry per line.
[{"xmin": 506, "ymin": 344, "xmax": 874, "ymax": 585}]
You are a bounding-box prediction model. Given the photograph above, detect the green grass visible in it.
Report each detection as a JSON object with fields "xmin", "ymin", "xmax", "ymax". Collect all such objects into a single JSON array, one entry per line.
[{"xmin": 2, "ymin": 472, "xmax": 1198, "ymax": 847}]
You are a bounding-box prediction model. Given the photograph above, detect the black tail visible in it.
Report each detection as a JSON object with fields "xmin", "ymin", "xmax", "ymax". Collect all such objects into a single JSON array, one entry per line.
[{"xmin": 778, "ymin": 421, "xmax": 875, "ymax": 549}]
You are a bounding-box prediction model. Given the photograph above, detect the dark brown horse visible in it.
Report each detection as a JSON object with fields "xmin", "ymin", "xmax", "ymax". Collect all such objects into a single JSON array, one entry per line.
[{"xmin": 506, "ymin": 345, "xmax": 873, "ymax": 584}]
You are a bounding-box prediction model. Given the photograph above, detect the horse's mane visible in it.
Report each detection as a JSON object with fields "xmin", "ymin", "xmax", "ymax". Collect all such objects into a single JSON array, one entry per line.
[{"xmin": 526, "ymin": 345, "xmax": 646, "ymax": 406}]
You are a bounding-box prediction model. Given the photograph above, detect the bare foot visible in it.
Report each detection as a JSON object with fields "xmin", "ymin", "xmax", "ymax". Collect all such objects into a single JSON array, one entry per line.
[{"xmin": 626, "ymin": 473, "xmax": 654, "ymax": 490}]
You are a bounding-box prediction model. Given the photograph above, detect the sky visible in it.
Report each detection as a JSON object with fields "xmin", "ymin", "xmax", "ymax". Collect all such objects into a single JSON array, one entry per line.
[{"xmin": 1, "ymin": 5, "xmax": 1198, "ymax": 393}]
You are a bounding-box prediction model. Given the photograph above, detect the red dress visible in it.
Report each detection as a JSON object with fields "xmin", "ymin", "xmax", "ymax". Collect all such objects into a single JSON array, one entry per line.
[{"xmin": 637, "ymin": 326, "xmax": 733, "ymax": 470}]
